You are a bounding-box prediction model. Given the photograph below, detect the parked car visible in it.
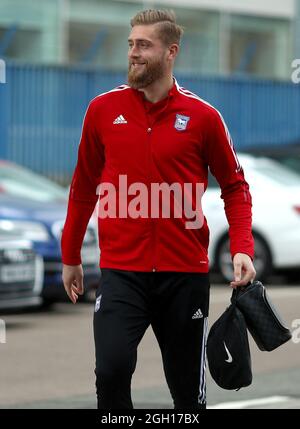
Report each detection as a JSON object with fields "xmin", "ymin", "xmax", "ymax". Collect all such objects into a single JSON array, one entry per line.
[
  {"xmin": 203, "ymin": 154, "xmax": 300, "ymax": 282},
  {"xmin": 0, "ymin": 228, "xmax": 44, "ymax": 311},
  {"xmin": 0, "ymin": 160, "xmax": 101, "ymax": 304}
]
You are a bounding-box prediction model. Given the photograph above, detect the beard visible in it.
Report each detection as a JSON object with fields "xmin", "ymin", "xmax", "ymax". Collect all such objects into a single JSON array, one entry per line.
[{"xmin": 127, "ymin": 56, "xmax": 166, "ymax": 89}]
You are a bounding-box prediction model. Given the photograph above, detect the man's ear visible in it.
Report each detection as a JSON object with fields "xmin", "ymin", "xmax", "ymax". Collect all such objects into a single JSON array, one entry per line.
[{"xmin": 168, "ymin": 44, "xmax": 179, "ymax": 61}]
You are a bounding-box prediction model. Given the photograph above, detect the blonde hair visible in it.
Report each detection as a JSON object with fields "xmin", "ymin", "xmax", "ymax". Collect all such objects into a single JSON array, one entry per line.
[{"xmin": 130, "ymin": 9, "xmax": 184, "ymax": 46}]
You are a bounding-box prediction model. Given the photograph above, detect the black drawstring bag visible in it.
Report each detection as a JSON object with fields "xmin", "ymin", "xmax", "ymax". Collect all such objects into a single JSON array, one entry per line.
[
  {"xmin": 231, "ymin": 281, "xmax": 292, "ymax": 351},
  {"xmin": 206, "ymin": 303, "xmax": 252, "ymax": 390}
]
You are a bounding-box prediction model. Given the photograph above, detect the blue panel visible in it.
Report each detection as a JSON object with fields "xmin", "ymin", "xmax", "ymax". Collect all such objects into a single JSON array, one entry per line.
[{"xmin": 4, "ymin": 62, "xmax": 300, "ymax": 184}]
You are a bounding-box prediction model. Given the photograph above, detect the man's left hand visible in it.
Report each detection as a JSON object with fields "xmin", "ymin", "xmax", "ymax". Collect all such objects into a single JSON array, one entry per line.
[{"xmin": 230, "ymin": 253, "xmax": 256, "ymax": 288}]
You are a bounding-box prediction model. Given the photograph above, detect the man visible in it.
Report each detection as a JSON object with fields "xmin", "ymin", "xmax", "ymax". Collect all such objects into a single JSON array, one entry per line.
[{"xmin": 61, "ymin": 9, "xmax": 256, "ymax": 409}]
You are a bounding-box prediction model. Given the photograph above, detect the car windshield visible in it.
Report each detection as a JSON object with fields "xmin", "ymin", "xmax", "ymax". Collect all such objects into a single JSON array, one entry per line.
[
  {"xmin": 253, "ymin": 161, "xmax": 300, "ymax": 186},
  {"xmin": 0, "ymin": 161, "xmax": 67, "ymax": 202},
  {"xmin": 208, "ymin": 157, "xmax": 300, "ymax": 190},
  {"xmin": 280, "ymin": 158, "xmax": 300, "ymax": 174}
]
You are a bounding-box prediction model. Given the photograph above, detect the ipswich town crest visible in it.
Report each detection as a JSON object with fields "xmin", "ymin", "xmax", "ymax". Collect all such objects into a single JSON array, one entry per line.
[{"xmin": 174, "ymin": 114, "xmax": 190, "ymax": 131}]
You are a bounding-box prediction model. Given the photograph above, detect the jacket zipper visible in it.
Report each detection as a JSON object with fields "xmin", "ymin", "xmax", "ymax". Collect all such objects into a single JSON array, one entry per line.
[
  {"xmin": 143, "ymin": 96, "xmax": 172, "ymax": 273},
  {"xmin": 147, "ymin": 125, "xmax": 157, "ymax": 272}
]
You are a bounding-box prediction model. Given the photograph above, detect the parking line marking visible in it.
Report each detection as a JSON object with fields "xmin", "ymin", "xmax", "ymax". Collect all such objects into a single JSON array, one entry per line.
[{"xmin": 209, "ymin": 395, "xmax": 291, "ymax": 409}]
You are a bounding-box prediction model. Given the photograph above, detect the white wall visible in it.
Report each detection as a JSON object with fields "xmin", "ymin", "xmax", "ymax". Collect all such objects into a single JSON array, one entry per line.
[{"xmin": 123, "ymin": 0, "xmax": 295, "ymax": 19}]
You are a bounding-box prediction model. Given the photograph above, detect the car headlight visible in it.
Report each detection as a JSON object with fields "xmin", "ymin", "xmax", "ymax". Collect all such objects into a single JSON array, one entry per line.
[{"xmin": 0, "ymin": 220, "xmax": 50, "ymax": 242}]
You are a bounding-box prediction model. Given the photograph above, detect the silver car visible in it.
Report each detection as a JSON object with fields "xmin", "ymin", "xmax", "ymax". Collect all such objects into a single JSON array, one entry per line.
[{"xmin": 0, "ymin": 234, "xmax": 44, "ymax": 310}]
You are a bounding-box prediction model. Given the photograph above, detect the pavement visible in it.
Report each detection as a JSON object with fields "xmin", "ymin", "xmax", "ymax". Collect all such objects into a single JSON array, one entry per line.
[{"xmin": 0, "ymin": 283, "xmax": 300, "ymax": 409}]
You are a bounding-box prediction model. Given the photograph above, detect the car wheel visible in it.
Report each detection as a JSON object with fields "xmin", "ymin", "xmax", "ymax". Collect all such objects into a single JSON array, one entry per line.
[
  {"xmin": 40, "ymin": 298, "xmax": 56, "ymax": 310},
  {"xmin": 215, "ymin": 233, "xmax": 272, "ymax": 283}
]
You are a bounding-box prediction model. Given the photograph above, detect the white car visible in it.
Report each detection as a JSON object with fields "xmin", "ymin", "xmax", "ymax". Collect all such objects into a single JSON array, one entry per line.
[{"xmin": 202, "ymin": 154, "xmax": 300, "ymax": 282}]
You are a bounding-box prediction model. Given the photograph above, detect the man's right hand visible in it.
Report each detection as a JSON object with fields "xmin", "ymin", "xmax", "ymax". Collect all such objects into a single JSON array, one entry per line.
[{"xmin": 62, "ymin": 264, "xmax": 84, "ymax": 304}]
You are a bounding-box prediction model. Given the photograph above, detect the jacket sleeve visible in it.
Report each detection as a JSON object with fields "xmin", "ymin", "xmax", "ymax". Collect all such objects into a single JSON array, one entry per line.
[
  {"xmin": 61, "ymin": 101, "xmax": 105, "ymax": 265},
  {"xmin": 204, "ymin": 108, "xmax": 254, "ymax": 260}
]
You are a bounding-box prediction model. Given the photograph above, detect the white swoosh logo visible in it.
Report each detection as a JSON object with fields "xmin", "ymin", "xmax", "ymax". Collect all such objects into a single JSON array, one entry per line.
[{"xmin": 223, "ymin": 341, "xmax": 233, "ymax": 363}]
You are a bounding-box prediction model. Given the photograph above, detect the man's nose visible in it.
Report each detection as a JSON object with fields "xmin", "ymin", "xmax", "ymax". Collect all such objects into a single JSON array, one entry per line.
[{"xmin": 129, "ymin": 45, "xmax": 139, "ymax": 58}]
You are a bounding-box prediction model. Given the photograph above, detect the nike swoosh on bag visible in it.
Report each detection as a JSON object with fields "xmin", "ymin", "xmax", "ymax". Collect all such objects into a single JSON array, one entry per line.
[{"xmin": 223, "ymin": 341, "xmax": 233, "ymax": 363}]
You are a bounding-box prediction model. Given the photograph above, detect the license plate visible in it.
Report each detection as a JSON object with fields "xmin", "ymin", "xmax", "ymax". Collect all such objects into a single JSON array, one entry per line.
[
  {"xmin": 0, "ymin": 263, "xmax": 36, "ymax": 283},
  {"xmin": 81, "ymin": 246, "xmax": 98, "ymax": 265}
]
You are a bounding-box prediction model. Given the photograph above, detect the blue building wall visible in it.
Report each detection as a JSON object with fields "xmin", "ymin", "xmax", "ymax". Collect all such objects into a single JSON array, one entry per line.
[{"xmin": 1, "ymin": 62, "xmax": 300, "ymax": 183}]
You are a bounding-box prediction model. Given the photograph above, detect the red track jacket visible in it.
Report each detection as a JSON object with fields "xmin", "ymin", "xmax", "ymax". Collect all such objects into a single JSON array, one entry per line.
[{"xmin": 61, "ymin": 78, "xmax": 254, "ymax": 272}]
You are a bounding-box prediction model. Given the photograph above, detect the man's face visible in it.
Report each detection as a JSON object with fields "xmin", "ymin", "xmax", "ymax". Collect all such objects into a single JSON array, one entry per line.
[{"xmin": 127, "ymin": 24, "xmax": 170, "ymax": 89}]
